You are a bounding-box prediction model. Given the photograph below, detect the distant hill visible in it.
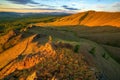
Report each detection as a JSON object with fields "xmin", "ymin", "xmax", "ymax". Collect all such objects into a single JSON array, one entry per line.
[
  {"xmin": 0, "ymin": 12, "xmax": 70, "ymax": 18},
  {"xmin": 0, "ymin": 12, "xmax": 70, "ymax": 34},
  {"xmin": 35, "ymin": 11, "xmax": 120, "ymax": 27},
  {"xmin": 0, "ymin": 12, "xmax": 70, "ymax": 22}
]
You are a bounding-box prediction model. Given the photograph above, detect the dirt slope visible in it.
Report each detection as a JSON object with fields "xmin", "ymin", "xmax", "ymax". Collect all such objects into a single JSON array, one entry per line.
[{"xmin": 35, "ymin": 11, "xmax": 120, "ymax": 27}]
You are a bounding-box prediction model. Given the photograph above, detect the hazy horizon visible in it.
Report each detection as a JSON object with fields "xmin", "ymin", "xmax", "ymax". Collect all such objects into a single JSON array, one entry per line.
[{"xmin": 0, "ymin": 0, "xmax": 120, "ymax": 13}]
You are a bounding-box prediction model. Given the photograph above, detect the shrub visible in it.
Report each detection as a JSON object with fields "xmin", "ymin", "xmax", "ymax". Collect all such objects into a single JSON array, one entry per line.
[
  {"xmin": 102, "ymin": 53, "xmax": 109, "ymax": 60},
  {"xmin": 74, "ymin": 44, "xmax": 80, "ymax": 53},
  {"xmin": 89, "ymin": 47, "xmax": 96, "ymax": 56}
]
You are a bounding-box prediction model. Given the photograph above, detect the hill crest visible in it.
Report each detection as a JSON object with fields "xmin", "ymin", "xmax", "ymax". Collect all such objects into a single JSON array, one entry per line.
[{"xmin": 35, "ymin": 11, "xmax": 120, "ymax": 27}]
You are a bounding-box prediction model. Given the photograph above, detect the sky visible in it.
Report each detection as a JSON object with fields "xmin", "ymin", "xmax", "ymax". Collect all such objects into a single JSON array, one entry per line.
[{"xmin": 0, "ymin": 0, "xmax": 120, "ymax": 13}]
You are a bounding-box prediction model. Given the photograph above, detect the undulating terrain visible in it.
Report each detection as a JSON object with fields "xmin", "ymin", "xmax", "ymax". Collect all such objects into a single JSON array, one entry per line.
[
  {"xmin": 0, "ymin": 11, "xmax": 120, "ymax": 80},
  {"xmin": 36, "ymin": 11, "xmax": 120, "ymax": 27}
]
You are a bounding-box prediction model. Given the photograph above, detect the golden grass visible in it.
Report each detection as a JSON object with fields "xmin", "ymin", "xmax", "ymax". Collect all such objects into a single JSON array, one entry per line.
[{"xmin": 35, "ymin": 11, "xmax": 120, "ymax": 27}]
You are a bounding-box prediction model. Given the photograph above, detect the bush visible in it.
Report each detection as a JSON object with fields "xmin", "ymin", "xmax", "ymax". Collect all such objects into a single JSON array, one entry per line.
[
  {"xmin": 89, "ymin": 47, "xmax": 96, "ymax": 56},
  {"xmin": 102, "ymin": 53, "xmax": 109, "ymax": 60},
  {"xmin": 74, "ymin": 44, "xmax": 80, "ymax": 53}
]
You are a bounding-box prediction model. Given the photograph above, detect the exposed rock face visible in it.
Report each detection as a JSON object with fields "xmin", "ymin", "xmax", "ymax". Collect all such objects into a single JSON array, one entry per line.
[
  {"xmin": 0, "ymin": 34, "xmax": 46, "ymax": 69},
  {"xmin": 0, "ymin": 30, "xmax": 16, "ymax": 44},
  {"xmin": 0, "ymin": 30, "xmax": 21, "ymax": 53},
  {"xmin": 0, "ymin": 37, "xmax": 57, "ymax": 79},
  {"xmin": 0, "ymin": 38, "xmax": 96, "ymax": 80},
  {"xmin": 26, "ymin": 72, "xmax": 37, "ymax": 80}
]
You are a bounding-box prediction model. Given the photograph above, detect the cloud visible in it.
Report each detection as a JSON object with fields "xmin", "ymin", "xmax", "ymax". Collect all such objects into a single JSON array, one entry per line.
[
  {"xmin": 0, "ymin": 7, "xmax": 59, "ymax": 10},
  {"xmin": 38, "ymin": 4, "xmax": 55, "ymax": 8},
  {"xmin": 111, "ymin": 2, "xmax": 120, "ymax": 11},
  {"xmin": 62, "ymin": 5, "xmax": 79, "ymax": 10},
  {"xmin": 27, "ymin": 3, "xmax": 55, "ymax": 8},
  {"xmin": 25, "ymin": 8, "xmax": 58, "ymax": 10},
  {"xmin": 28, "ymin": 4, "xmax": 53, "ymax": 7},
  {"xmin": 112, "ymin": 2, "xmax": 120, "ymax": 7},
  {"xmin": 6, "ymin": 0, "xmax": 39, "ymax": 4},
  {"xmin": 97, "ymin": 4, "xmax": 106, "ymax": 8},
  {"xmin": 0, "ymin": 7, "xmax": 65, "ymax": 13},
  {"xmin": 27, "ymin": 4, "xmax": 36, "ymax": 7},
  {"xmin": 0, "ymin": 3, "xmax": 3, "ymax": 5}
]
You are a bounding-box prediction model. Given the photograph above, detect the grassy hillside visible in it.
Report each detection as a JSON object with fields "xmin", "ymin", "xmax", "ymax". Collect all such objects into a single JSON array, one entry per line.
[
  {"xmin": 0, "ymin": 12, "xmax": 69, "ymax": 35},
  {"xmin": 35, "ymin": 11, "xmax": 120, "ymax": 27},
  {"xmin": 30, "ymin": 26, "xmax": 120, "ymax": 47},
  {"xmin": 0, "ymin": 11, "xmax": 120, "ymax": 80},
  {"xmin": 28, "ymin": 26, "xmax": 120, "ymax": 64}
]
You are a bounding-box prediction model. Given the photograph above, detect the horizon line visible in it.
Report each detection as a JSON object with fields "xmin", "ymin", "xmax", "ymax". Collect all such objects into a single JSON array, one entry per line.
[{"xmin": 0, "ymin": 10, "xmax": 120, "ymax": 13}]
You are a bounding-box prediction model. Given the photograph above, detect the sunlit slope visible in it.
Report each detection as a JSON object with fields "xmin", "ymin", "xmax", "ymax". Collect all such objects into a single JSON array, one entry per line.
[{"xmin": 36, "ymin": 11, "xmax": 120, "ymax": 27}]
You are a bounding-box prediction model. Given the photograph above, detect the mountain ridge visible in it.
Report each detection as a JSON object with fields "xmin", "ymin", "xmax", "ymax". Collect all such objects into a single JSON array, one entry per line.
[{"xmin": 35, "ymin": 11, "xmax": 120, "ymax": 27}]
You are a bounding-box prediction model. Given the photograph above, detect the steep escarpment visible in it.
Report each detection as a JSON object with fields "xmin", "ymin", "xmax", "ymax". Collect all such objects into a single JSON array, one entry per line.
[
  {"xmin": 0, "ymin": 30, "xmax": 20, "ymax": 53},
  {"xmin": 35, "ymin": 11, "xmax": 120, "ymax": 27},
  {"xmin": 0, "ymin": 34, "xmax": 47, "ymax": 69},
  {"xmin": 0, "ymin": 38, "xmax": 96, "ymax": 80}
]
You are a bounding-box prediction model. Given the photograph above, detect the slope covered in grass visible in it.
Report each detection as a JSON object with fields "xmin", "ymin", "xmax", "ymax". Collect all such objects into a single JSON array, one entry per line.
[{"xmin": 35, "ymin": 11, "xmax": 120, "ymax": 27}]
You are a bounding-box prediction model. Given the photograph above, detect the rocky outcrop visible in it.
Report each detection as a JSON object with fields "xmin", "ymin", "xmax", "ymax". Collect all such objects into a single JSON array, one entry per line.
[
  {"xmin": 0, "ymin": 30, "xmax": 21, "ymax": 53},
  {"xmin": 0, "ymin": 30, "xmax": 17, "ymax": 45},
  {"xmin": 0, "ymin": 34, "xmax": 47, "ymax": 69},
  {"xmin": 26, "ymin": 72, "xmax": 37, "ymax": 80},
  {"xmin": 0, "ymin": 39, "xmax": 96, "ymax": 80},
  {"xmin": 0, "ymin": 37, "xmax": 56, "ymax": 79}
]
